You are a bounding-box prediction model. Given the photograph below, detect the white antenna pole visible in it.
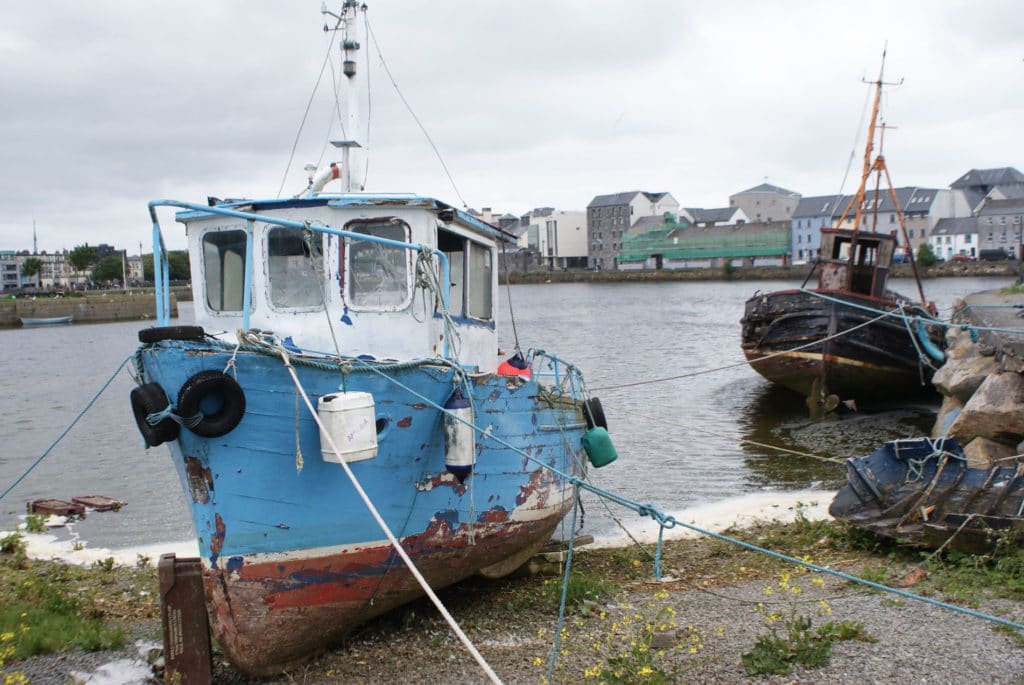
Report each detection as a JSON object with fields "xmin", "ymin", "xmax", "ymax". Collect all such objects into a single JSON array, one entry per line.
[{"xmin": 332, "ymin": 1, "xmax": 363, "ymax": 192}]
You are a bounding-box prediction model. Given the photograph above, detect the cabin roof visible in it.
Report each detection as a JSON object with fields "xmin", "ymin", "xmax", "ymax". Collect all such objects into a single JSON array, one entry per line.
[{"xmin": 175, "ymin": 194, "xmax": 515, "ymax": 242}]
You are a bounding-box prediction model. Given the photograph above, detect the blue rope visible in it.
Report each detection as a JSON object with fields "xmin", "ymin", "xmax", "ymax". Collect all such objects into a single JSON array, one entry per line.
[
  {"xmin": 184, "ymin": 339, "xmax": 1024, "ymax": 661},
  {"xmin": 804, "ymin": 288, "xmax": 1024, "ymax": 338},
  {"xmin": 146, "ymin": 405, "xmax": 202, "ymax": 430},
  {"xmin": 546, "ymin": 484, "xmax": 580, "ymax": 683},
  {"xmin": 269, "ymin": 346, "xmax": 1024, "ymax": 635},
  {"xmin": 567, "ymin": 474, "xmax": 1024, "ymax": 633},
  {"xmin": 0, "ymin": 355, "xmax": 132, "ymax": 503}
]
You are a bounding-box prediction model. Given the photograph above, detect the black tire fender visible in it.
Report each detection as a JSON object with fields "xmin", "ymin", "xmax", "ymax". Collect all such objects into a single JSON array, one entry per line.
[
  {"xmin": 177, "ymin": 371, "xmax": 246, "ymax": 438},
  {"xmin": 583, "ymin": 397, "xmax": 608, "ymax": 431},
  {"xmin": 138, "ymin": 326, "xmax": 206, "ymax": 344},
  {"xmin": 130, "ymin": 383, "xmax": 180, "ymax": 447}
]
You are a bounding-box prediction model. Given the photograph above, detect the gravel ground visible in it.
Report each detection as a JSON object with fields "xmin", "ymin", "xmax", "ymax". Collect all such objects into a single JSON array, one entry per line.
[{"xmin": 7, "ymin": 563, "xmax": 1024, "ymax": 684}]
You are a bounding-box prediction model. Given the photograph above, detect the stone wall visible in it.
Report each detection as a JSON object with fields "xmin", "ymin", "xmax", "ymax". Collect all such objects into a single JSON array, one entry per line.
[
  {"xmin": 931, "ymin": 297, "xmax": 1024, "ymax": 466},
  {"xmin": 0, "ymin": 293, "xmax": 177, "ymax": 327}
]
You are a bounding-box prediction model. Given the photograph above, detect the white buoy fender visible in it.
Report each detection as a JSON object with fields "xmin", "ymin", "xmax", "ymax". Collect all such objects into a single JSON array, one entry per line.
[{"xmin": 444, "ymin": 389, "xmax": 475, "ymax": 483}]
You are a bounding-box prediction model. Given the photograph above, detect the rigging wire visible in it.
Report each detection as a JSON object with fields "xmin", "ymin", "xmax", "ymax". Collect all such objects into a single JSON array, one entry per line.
[
  {"xmin": 364, "ymin": 14, "xmax": 468, "ymax": 208},
  {"xmin": 277, "ymin": 25, "xmax": 343, "ymax": 199},
  {"xmin": 828, "ymin": 77, "xmax": 874, "ymax": 216},
  {"xmin": 590, "ymin": 305, "xmax": 896, "ymax": 392},
  {"xmin": 500, "ymin": 239, "xmax": 522, "ymax": 351}
]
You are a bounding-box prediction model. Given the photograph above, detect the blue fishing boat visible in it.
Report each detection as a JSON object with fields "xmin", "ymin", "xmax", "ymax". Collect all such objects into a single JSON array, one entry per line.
[{"xmin": 129, "ymin": 2, "xmax": 609, "ymax": 676}]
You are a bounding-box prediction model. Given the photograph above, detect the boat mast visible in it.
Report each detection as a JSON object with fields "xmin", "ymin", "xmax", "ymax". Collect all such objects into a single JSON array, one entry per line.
[{"xmin": 324, "ymin": 1, "xmax": 365, "ymax": 192}]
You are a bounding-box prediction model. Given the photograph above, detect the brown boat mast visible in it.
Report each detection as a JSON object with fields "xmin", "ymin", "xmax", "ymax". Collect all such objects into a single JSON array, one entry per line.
[{"xmin": 831, "ymin": 50, "xmax": 929, "ymax": 308}]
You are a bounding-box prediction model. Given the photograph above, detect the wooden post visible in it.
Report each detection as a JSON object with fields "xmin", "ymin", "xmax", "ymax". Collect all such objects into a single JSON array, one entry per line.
[{"xmin": 159, "ymin": 553, "xmax": 212, "ymax": 684}]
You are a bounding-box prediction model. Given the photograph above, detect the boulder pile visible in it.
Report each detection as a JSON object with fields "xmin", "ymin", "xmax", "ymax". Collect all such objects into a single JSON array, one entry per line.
[{"xmin": 932, "ymin": 296, "xmax": 1024, "ymax": 467}]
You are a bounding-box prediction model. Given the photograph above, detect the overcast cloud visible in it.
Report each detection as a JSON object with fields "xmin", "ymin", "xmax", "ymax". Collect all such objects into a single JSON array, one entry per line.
[{"xmin": 1, "ymin": 1, "xmax": 1021, "ymax": 253}]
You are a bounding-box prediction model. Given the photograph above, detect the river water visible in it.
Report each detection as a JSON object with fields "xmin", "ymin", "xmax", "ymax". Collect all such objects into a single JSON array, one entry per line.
[{"xmin": 0, "ymin": 276, "xmax": 1008, "ymax": 552}]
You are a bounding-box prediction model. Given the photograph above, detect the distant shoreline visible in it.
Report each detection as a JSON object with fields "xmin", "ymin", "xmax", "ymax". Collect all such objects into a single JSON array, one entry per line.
[{"xmin": 504, "ymin": 260, "xmax": 1019, "ymax": 284}]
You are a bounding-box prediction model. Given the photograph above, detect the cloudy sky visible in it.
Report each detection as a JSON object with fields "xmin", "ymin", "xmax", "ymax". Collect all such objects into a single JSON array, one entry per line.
[{"xmin": 2, "ymin": 1, "xmax": 1021, "ymax": 253}]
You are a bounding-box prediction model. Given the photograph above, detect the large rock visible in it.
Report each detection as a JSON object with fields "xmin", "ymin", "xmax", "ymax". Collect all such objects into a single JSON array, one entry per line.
[
  {"xmin": 962, "ymin": 436, "xmax": 1017, "ymax": 469},
  {"xmin": 931, "ymin": 394, "xmax": 963, "ymax": 438},
  {"xmin": 932, "ymin": 353, "xmax": 1000, "ymax": 404},
  {"xmin": 948, "ymin": 372, "xmax": 1024, "ymax": 444}
]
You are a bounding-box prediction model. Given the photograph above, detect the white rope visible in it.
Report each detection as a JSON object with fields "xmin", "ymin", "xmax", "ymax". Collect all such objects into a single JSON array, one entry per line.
[{"xmin": 266, "ymin": 335, "xmax": 503, "ymax": 685}]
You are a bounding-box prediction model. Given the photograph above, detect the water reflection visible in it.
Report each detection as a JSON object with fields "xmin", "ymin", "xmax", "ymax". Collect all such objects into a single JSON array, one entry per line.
[{"xmin": 736, "ymin": 380, "xmax": 939, "ymax": 491}]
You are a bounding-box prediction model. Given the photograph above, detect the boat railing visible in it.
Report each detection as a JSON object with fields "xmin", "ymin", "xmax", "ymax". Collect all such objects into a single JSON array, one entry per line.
[
  {"xmin": 531, "ymin": 349, "xmax": 586, "ymax": 400},
  {"xmin": 146, "ymin": 199, "xmax": 454, "ymax": 356}
]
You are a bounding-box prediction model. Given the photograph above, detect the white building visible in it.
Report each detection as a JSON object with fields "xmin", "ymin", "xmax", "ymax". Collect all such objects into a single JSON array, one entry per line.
[
  {"xmin": 521, "ymin": 207, "xmax": 587, "ymax": 269},
  {"xmin": 930, "ymin": 217, "xmax": 979, "ymax": 260}
]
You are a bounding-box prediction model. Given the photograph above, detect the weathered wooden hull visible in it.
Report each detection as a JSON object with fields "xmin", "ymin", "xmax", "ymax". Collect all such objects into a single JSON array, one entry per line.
[
  {"xmin": 136, "ymin": 338, "xmax": 585, "ymax": 676},
  {"xmin": 829, "ymin": 437, "xmax": 1024, "ymax": 553},
  {"xmin": 740, "ymin": 288, "xmax": 942, "ymax": 399}
]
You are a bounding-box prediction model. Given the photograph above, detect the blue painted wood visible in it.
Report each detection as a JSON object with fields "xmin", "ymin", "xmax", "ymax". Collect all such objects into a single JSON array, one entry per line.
[{"xmin": 141, "ymin": 343, "xmax": 583, "ymax": 563}]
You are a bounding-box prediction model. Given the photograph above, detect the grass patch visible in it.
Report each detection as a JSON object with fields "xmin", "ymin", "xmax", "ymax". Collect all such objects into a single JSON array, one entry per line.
[
  {"xmin": 540, "ymin": 569, "xmax": 619, "ymax": 613},
  {"xmin": 0, "ymin": 540, "xmax": 159, "ymax": 662}
]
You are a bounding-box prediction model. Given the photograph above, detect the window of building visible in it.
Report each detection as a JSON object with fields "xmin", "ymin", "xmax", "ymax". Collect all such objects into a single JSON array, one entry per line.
[
  {"xmin": 202, "ymin": 229, "xmax": 248, "ymax": 312},
  {"xmin": 965, "ymin": 234, "xmax": 972, "ymax": 243}
]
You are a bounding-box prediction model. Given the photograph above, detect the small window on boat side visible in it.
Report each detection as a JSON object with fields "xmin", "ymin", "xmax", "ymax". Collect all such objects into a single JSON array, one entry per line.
[
  {"xmin": 344, "ymin": 219, "xmax": 412, "ymax": 310},
  {"xmin": 437, "ymin": 228, "xmax": 465, "ymax": 317},
  {"xmin": 267, "ymin": 227, "xmax": 324, "ymax": 309},
  {"xmin": 436, "ymin": 228, "xmax": 493, "ymax": 322},
  {"xmin": 467, "ymin": 241, "xmax": 492, "ymax": 320},
  {"xmin": 202, "ymin": 229, "xmax": 247, "ymax": 312}
]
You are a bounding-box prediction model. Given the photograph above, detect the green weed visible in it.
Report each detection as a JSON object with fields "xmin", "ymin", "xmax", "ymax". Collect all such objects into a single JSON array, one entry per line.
[
  {"xmin": 540, "ymin": 570, "xmax": 619, "ymax": 614},
  {"xmin": 23, "ymin": 515, "xmax": 47, "ymax": 534},
  {"xmin": 741, "ymin": 568, "xmax": 874, "ymax": 676}
]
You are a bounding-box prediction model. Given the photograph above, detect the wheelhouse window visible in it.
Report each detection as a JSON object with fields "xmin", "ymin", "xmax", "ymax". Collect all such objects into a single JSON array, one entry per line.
[
  {"xmin": 438, "ymin": 227, "xmax": 493, "ymax": 321},
  {"xmin": 468, "ymin": 241, "xmax": 493, "ymax": 319},
  {"xmin": 202, "ymin": 229, "xmax": 247, "ymax": 312},
  {"xmin": 344, "ymin": 219, "xmax": 412, "ymax": 310},
  {"xmin": 267, "ymin": 227, "xmax": 324, "ymax": 309}
]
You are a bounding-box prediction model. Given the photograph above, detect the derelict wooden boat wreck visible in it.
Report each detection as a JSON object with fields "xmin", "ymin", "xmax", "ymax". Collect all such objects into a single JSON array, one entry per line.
[
  {"xmin": 829, "ymin": 437, "xmax": 1024, "ymax": 553},
  {"xmin": 740, "ymin": 55, "xmax": 945, "ymax": 405}
]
